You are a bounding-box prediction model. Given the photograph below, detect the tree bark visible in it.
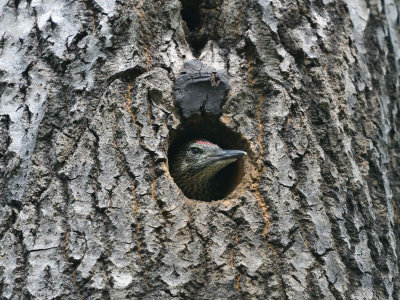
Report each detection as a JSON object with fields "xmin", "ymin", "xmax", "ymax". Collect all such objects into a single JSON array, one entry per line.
[{"xmin": 0, "ymin": 0, "xmax": 399, "ymax": 299}]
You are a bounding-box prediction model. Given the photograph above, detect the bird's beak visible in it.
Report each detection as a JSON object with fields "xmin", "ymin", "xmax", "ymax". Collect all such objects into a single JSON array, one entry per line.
[{"xmin": 209, "ymin": 150, "xmax": 247, "ymax": 162}]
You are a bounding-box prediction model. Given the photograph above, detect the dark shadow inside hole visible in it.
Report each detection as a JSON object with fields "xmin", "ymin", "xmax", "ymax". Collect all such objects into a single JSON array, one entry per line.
[
  {"xmin": 168, "ymin": 116, "xmax": 250, "ymax": 201},
  {"xmin": 179, "ymin": 0, "xmax": 222, "ymax": 57},
  {"xmin": 180, "ymin": 0, "xmax": 202, "ymax": 31}
]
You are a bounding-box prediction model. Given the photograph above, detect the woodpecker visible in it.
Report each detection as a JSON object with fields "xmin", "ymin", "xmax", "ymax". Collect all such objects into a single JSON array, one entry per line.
[{"xmin": 169, "ymin": 140, "xmax": 247, "ymax": 201}]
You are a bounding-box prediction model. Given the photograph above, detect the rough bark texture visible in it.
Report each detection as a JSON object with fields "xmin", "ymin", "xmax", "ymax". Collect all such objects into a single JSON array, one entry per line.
[{"xmin": 0, "ymin": 0, "xmax": 399, "ymax": 299}]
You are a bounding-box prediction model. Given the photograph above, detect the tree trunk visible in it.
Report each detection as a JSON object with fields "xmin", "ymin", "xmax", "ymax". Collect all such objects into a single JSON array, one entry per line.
[{"xmin": 0, "ymin": 0, "xmax": 399, "ymax": 299}]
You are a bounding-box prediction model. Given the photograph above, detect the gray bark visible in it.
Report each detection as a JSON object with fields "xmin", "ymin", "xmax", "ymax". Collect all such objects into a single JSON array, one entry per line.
[{"xmin": 0, "ymin": 0, "xmax": 399, "ymax": 299}]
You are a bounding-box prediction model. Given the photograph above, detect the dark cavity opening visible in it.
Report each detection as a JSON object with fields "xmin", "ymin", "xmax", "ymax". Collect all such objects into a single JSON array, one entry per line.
[
  {"xmin": 179, "ymin": 0, "xmax": 222, "ymax": 57},
  {"xmin": 181, "ymin": 0, "xmax": 202, "ymax": 31},
  {"xmin": 168, "ymin": 117, "xmax": 249, "ymax": 201}
]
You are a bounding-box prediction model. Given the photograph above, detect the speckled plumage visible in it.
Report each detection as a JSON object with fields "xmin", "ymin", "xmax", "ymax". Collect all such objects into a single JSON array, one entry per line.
[{"xmin": 169, "ymin": 140, "xmax": 246, "ymax": 201}]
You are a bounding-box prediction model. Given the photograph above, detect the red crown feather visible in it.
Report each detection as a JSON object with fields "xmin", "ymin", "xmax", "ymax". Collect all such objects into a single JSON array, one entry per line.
[{"xmin": 195, "ymin": 140, "xmax": 215, "ymax": 146}]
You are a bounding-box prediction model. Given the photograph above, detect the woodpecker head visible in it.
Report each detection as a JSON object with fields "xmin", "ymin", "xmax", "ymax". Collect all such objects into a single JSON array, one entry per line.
[{"xmin": 169, "ymin": 139, "xmax": 247, "ymax": 200}]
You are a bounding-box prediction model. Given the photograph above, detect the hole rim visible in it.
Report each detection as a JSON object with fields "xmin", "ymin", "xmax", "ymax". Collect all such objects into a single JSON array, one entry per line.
[{"xmin": 167, "ymin": 116, "xmax": 253, "ymax": 202}]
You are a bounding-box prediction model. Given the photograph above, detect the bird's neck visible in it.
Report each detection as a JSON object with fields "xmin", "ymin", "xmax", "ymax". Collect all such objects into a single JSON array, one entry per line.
[{"xmin": 176, "ymin": 170, "xmax": 220, "ymax": 201}]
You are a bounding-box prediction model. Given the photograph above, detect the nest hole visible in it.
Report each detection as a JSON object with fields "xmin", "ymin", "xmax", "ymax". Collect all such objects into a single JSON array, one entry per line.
[{"xmin": 168, "ymin": 117, "xmax": 250, "ymax": 201}]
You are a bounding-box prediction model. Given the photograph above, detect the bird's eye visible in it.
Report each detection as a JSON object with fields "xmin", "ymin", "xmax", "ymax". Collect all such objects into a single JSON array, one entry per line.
[{"xmin": 189, "ymin": 147, "xmax": 200, "ymax": 154}]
